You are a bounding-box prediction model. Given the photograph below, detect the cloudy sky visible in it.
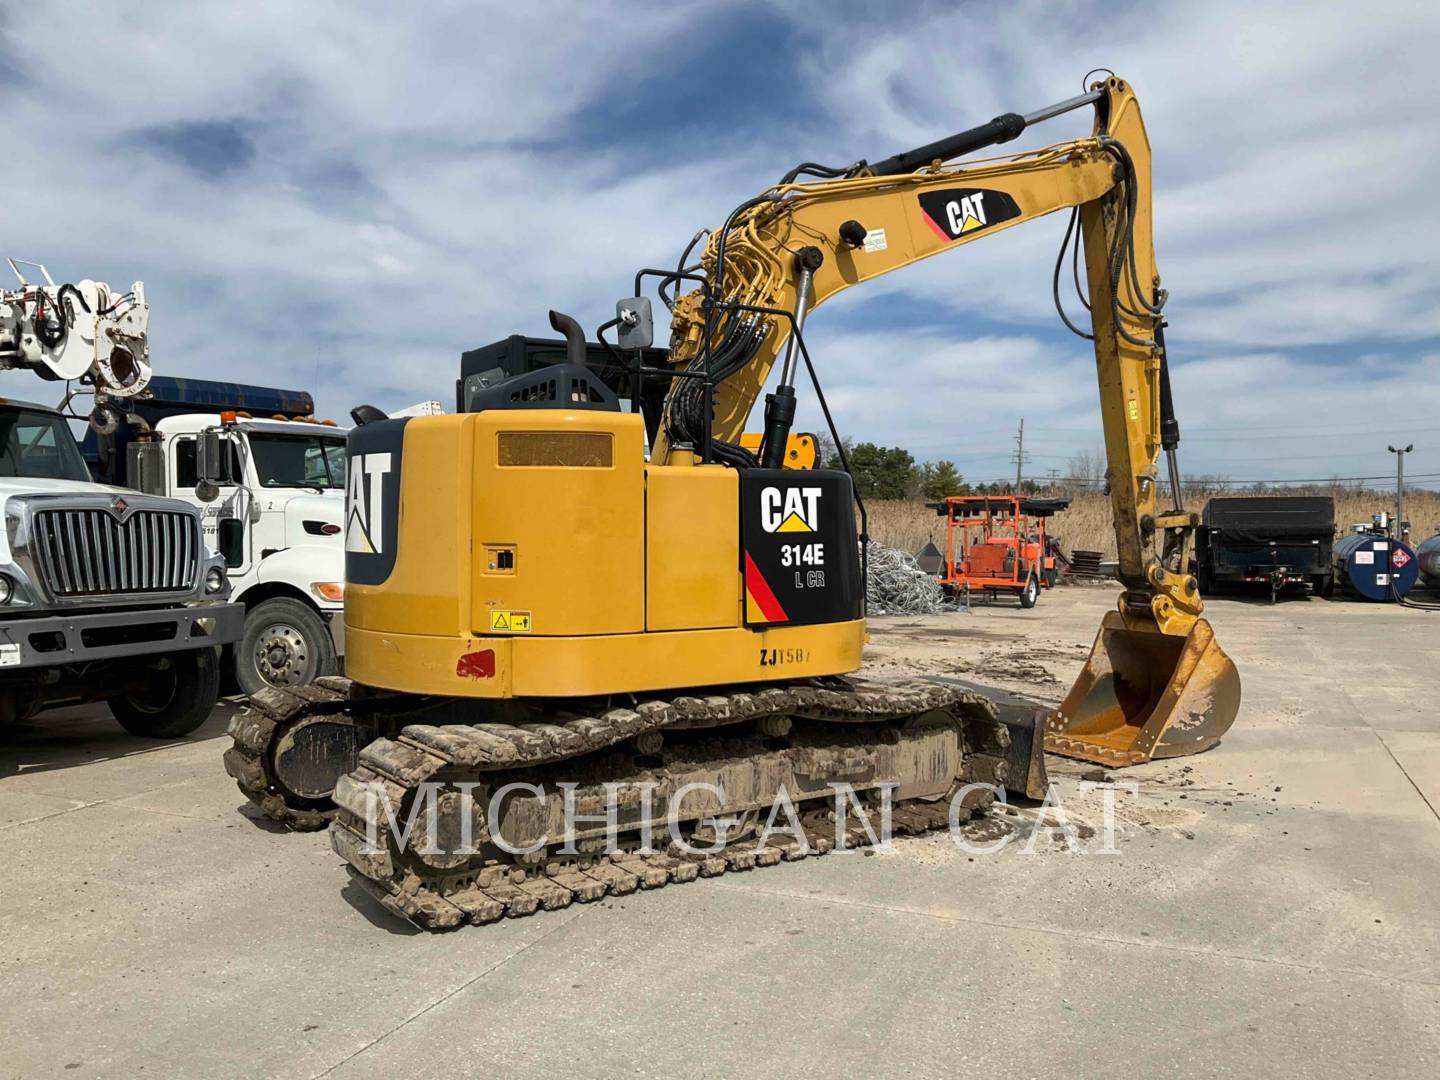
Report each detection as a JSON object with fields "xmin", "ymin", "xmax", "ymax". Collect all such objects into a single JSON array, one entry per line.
[{"xmin": 2, "ymin": 1, "xmax": 1437, "ymax": 488}]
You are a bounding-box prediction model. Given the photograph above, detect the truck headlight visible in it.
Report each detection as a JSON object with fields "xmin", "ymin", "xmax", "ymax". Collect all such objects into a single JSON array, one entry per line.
[
  {"xmin": 311, "ymin": 582, "xmax": 345, "ymax": 603},
  {"xmin": 205, "ymin": 566, "xmax": 226, "ymax": 594},
  {"xmin": 0, "ymin": 574, "xmax": 12, "ymax": 604}
]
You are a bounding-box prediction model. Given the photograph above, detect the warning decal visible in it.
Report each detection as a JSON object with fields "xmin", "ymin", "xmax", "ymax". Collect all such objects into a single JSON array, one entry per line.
[
  {"xmin": 489, "ymin": 609, "xmax": 532, "ymax": 633},
  {"xmin": 1392, "ymin": 548, "xmax": 1412, "ymax": 569}
]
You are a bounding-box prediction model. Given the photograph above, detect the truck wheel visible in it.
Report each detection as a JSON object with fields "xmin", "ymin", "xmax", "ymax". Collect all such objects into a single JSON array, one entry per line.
[
  {"xmin": 1018, "ymin": 575, "xmax": 1040, "ymax": 609},
  {"xmin": 109, "ymin": 648, "xmax": 221, "ymax": 739},
  {"xmin": 237, "ymin": 597, "xmax": 337, "ymax": 695}
]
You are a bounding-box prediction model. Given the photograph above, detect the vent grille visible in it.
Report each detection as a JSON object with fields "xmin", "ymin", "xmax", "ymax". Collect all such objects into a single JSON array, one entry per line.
[
  {"xmin": 498, "ymin": 432, "xmax": 614, "ymax": 468},
  {"xmin": 506, "ymin": 375, "xmax": 606, "ymax": 405},
  {"xmin": 32, "ymin": 509, "xmax": 200, "ymax": 597}
]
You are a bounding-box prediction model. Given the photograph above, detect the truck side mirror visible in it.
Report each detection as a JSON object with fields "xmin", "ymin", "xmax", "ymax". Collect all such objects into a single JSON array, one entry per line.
[
  {"xmin": 218, "ymin": 518, "xmax": 244, "ymax": 567},
  {"xmin": 126, "ymin": 441, "xmax": 167, "ymax": 496},
  {"xmin": 197, "ymin": 430, "xmax": 224, "ymax": 484}
]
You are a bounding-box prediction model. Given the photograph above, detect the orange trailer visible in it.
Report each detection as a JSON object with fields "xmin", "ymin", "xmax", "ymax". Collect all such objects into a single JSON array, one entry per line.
[{"xmin": 929, "ymin": 495, "xmax": 1071, "ymax": 608}]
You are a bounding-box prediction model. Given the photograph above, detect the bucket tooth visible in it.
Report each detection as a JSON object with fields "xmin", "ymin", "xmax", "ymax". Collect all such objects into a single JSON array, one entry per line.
[{"xmin": 1044, "ymin": 612, "xmax": 1241, "ymax": 767}]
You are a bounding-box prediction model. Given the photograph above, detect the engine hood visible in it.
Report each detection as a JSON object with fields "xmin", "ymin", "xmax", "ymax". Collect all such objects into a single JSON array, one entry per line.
[{"xmin": 0, "ymin": 477, "xmax": 123, "ymax": 504}]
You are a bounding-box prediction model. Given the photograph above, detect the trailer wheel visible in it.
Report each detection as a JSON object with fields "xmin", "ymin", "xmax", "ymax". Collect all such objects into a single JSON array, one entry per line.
[
  {"xmin": 1197, "ymin": 567, "xmax": 1213, "ymax": 596},
  {"xmin": 109, "ymin": 648, "xmax": 221, "ymax": 739},
  {"xmin": 237, "ymin": 597, "xmax": 337, "ymax": 695},
  {"xmin": 1018, "ymin": 574, "xmax": 1040, "ymax": 609},
  {"xmin": 1313, "ymin": 574, "xmax": 1335, "ymax": 599}
]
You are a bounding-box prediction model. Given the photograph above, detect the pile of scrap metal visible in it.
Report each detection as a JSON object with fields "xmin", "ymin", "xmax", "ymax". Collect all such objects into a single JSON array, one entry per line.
[{"xmin": 1067, "ymin": 549, "xmax": 1106, "ymax": 579}]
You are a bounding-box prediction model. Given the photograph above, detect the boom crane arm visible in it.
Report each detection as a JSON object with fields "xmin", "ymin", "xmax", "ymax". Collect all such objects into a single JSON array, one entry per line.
[
  {"xmin": 0, "ymin": 258, "xmax": 152, "ymax": 430},
  {"xmin": 657, "ymin": 75, "xmax": 1200, "ymax": 639}
]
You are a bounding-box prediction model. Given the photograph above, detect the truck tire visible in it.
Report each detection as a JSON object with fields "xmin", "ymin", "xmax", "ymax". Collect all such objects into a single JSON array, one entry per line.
[
  {"xmin": 237, "ymin": 597, "xmax": 337, "ymax": 695},
  {"xmin": 109, "ymin": 648, "xmax": 221, "ymax": 739},
  {"xmin": 1018, "ymin": 574, "xmax": 1040, "ymax": 609}
]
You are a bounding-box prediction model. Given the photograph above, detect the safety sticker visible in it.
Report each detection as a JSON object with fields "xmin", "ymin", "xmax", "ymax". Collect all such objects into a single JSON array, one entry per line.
[
  {"xmin": 1376, "ymin": 574, "xmax": 1390, "ymax": 586},
  {"xmin": 489, "ymin": 609, "xmax": 532, "ymax": 632},
  {"xmin": 0, "ymin": 643, "xmax": 19, "ymax": 667},
  {"xmin": 863, "ymin": 228, "xmax": 888, "ymax": 253},
  {"xmin": 1392, "ymin": 549, "xmax": 1411, "ymax": 569},
  {"xmin": 1355, "ymin": 551, "xmax": 1374, "ymax": 565}
]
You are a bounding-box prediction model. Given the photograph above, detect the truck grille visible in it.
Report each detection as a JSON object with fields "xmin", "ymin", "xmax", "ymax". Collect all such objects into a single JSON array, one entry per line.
[{"xmin": 32, "ymin": 509, "xmax": 199, "ymax": 597}]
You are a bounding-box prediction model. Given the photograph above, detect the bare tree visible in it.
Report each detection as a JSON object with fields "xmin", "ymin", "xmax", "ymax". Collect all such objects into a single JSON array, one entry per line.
[
  {"xmin": 813, "ymin": 432, "xmax": 852, "ymax": 469},
  {"xmin": 1065, "ymin": 446, "xmax": 1106, "ymax": 491}
]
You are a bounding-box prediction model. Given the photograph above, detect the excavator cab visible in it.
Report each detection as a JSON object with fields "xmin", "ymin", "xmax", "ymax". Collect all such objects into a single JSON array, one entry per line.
[{"xmin": 1046, "ymin": 611, "xmax": 1241, "ymax": 766}]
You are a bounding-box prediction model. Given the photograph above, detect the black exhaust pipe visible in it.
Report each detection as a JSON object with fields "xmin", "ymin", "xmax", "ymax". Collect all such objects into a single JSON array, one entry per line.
[{"xmin": 548, "ymin": 310, "xmax": 588, "ymax": 368}]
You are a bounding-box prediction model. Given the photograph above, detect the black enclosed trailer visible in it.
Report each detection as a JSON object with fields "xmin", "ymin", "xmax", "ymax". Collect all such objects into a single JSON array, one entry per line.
[{"xmin": 1195, "ymin": 496, "xmax": 1335, "ymax": 601}]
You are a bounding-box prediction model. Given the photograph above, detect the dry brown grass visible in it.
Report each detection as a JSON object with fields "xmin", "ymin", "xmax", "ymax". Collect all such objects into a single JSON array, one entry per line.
[{"xmin": 865, "ymin": 490, "xmax": 1440, "ymax": 558}]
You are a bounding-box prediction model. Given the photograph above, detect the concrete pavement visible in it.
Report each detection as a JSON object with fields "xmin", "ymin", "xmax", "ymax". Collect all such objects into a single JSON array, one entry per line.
[{"xmin": 2, "ymin": 587, "xmax": 1437, "ymax": 1078}]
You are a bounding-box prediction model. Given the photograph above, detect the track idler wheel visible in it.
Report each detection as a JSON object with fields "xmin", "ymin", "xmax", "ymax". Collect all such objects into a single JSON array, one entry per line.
[
  {"xmin": 224, "ymin": 680, "xmax": 367, "ymax": 831},
  {"xmin": 268, "ymin": 713, "xmax": 365, "ymax": 807}
]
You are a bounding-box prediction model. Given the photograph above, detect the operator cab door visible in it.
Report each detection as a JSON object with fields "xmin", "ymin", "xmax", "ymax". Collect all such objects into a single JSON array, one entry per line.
[{"xmin": 172, "ymin": 433, "xmax": 252, "ymax": 574}]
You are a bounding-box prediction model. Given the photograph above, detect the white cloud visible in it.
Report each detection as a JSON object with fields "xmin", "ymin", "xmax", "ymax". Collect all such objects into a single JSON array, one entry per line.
[{"xmin": 0, "ymin": 0, "xmax": 1435, "ymax": 490}]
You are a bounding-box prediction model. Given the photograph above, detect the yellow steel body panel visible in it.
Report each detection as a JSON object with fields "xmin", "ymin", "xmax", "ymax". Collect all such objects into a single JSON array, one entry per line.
[
  {"xmin": 738, "ymin": 431, "xmax": 817, "ymax": 469},
  {"xmin": 644, "ymin": 464, "xmax": 741, "ymax": 631},
  {"xmin": 347, "ymin": 409, "xmax": 853, "ymax": 700},
  {"xmin": 345, "ymin": 414, "xmax": 472, "ymax": 637},
  {"xmin": 470, "ymin": 410, "xmax": 646, "ymax": 637},
  {"xmin": 347, "ymin": 619, "xmax": 865, "ymax": 698}
]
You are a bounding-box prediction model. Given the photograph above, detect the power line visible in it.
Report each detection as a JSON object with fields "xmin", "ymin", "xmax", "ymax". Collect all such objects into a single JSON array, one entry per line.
[{"xmin": 1047, "ymin": 471, "xmax": 1440, "ymax": 487}]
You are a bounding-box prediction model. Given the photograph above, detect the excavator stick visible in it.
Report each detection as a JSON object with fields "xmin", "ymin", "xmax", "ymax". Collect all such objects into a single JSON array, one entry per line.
[{"xmin": 1044, "ymin": 611, "xmax": 1241, "ymax": 767}]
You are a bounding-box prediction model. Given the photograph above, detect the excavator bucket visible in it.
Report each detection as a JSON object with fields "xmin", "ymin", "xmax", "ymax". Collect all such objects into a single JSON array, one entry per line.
[{"xmin": 1044, "ymin": 611, "xmax": 1240, "ymax": 767}]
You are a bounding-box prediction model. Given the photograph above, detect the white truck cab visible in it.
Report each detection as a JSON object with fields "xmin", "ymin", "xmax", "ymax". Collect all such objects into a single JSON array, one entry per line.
[
  {"xmin": 143, "ymin": 411, "xmax": 348, "ymax": 694},
  {"xmin": 87, "ymin": 378, "xmax": 443, "ymax": 693},
  {"xmin": 0, "ymin": 398, "xmax": 243, "ymax": 735}
]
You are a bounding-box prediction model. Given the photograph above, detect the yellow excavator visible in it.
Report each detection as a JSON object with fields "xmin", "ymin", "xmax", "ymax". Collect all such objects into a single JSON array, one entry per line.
[{"xmin": 224, "ymin": 74, "xmax": 1240, "ymax": 928}]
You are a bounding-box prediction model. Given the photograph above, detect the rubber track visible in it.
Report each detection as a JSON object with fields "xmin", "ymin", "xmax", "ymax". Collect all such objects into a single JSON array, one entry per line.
[
  {"xmin": 325, "ymin": 677, "xmax": 1010, "ymax": 930},
  {"xmin": 223, "ymin": 677, "xmax": 354, "ymax": 831},
  {"xmin": 225, "ymin": 676, "xmax": 1005, "ymax": 829}
]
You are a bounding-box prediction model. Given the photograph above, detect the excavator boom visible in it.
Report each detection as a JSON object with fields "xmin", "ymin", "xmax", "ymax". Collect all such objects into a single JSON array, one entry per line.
[{"xmin": 655, "ymin": 74, "xmax": 1240, "ymax": 764}]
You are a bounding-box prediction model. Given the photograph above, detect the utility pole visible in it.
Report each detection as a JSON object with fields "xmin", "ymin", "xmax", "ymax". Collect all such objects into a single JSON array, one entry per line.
[
  {"xmin": 1388, "ymin": 443, "xmax": 1413, "ymax": 541},
  {"xmin": 1011, "ymin": 418, "xmax": 1029, "ymax": 491}
]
